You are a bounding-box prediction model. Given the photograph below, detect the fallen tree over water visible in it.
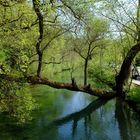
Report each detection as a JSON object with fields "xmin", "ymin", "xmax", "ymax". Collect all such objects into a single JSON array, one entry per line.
[
  {"xmin": 1, "ymin": 40, "xmax": 140, "ymax": 100},
  {"xmin": 0, "ymin": 41, "xmax": 140, "ymax": 100},
  {"xmin": 0, "ymin": 74, "xmax": 115, "ymax": 99}
]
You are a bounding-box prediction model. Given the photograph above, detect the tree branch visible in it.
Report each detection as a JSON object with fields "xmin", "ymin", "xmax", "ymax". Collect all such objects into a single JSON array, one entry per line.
[
  {"xmin": 42, "ymin": 28, "xmax": 71, "ymax": 52},
  {"xmin": 73, "ymin": 47, "xmax": 86, "ymax": 60},
  {"xmin": 0, "ymin": 14, "xmax": 23, "ymax": 27},
  {"xmin": 0, "ymin": 74, "xmax": 115, "ymax": 99}
]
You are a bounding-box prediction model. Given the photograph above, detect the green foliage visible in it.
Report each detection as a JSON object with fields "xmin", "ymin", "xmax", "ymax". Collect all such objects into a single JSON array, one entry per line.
[
  {"xmin": 127, "ymin": 87, "xmax": 140, "ymax": 111},
  {"xmin": 0, "ymin": 80, "xmax": 36, "ymax": 123},
  {"xmin": 127, "ymin": 87, "xmax": 140, "ymax": 102},
  {"xmin": 5, "ymin": 47, "xmax": 29, "ymax": 74},
  {"xmin": 88, "ymin": 64, "xmax": 115, "ymax": 89},
  {"xmin": 0, "ymin": 1, "xmax": 38, "ymax": 75}
]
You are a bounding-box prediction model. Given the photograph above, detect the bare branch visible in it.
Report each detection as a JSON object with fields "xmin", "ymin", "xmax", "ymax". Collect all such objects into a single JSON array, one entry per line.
[
  {"xmin": 101, "ymin": 13, "xmax": 136, "ymax": 34},
  {"xmin": 60, "ymin": 0, "xmax": 82, "ymax": 21},
  {"xmin": 42, "ymin": 28, "xmax": 71, "ymax": 52},
  {"xmin": 73, "ymin": 47, "xmax": 86, "ymax": 60}
]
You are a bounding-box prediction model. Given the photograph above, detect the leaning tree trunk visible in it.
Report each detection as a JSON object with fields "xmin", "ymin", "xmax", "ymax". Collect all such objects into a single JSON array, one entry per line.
[
  {"xmin": 116, "ymin": 0, "xmax": 140, "ymax": 96},
  {"xmin": 116, "ymin": 42, "xmax": 140, "ymax": 96}
]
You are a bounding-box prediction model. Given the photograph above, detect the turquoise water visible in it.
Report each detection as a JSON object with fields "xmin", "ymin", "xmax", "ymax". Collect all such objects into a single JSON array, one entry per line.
[{"xmin": 0, "ymin": 86, "xmax": 140, "ymax": 140}]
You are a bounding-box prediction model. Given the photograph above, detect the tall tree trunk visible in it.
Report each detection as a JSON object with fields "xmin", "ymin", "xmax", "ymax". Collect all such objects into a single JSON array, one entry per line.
[
  {"xmin": 33, "ymin": 0, "xmax": 44, "ymax": 77},
  {"xmin": 37, "ymin": 52, "xmax": 43, "ymax": 77},
  {"xmin": 84, "ymin": 58, "xmax": 88, "ymax": 85}
]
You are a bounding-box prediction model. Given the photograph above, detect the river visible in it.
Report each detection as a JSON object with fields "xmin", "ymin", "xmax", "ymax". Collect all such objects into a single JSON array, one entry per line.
[{"xmin": 0, "ymin": 85, "xmax": 140, "ymax": 140}]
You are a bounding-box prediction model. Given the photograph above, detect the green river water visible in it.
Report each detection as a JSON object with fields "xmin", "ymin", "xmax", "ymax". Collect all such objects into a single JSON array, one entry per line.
[{"xmin": 0, "ymin": 85, "xmax": 140, "ymax": 140}]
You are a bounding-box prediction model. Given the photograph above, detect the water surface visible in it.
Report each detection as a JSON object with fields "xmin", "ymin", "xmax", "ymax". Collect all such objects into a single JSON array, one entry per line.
[{"xmin": 0, "ymin": 86, "xmax": 140, "ymax": 140}]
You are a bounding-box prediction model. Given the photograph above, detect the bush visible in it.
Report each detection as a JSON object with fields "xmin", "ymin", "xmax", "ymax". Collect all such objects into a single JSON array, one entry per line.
[
  {"xmin": 127, "ymin": 87, "xmax": 140, "ymax": 110},
  {"xmin": 0, "ymin": 80, "xmax": 36, "ymax": 124}
]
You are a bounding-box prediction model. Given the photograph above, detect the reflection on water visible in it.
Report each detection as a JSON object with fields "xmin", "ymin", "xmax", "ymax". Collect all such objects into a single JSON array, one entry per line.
[
  {"xmin": 0, "ymin": 86, "xmax": 140, "ymax": 140},
  {"xmin": 115, "ymin": 98, "xmax": 140, "ymax": 140}
]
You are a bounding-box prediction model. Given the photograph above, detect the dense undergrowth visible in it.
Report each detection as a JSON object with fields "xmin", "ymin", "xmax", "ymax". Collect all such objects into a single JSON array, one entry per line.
[
  {"xmin": 0, "ymin": 79, "xmax": 36, "ymax": 124},
  {"xmin": 126, "ymin": 87, "xmax": 140, "ymax": 111}
]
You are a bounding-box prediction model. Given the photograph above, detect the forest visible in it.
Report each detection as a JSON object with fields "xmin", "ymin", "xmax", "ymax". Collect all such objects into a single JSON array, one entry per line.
[{"xmin": 0, "ymin": 0, "xmax": 140, "ymax": 139}]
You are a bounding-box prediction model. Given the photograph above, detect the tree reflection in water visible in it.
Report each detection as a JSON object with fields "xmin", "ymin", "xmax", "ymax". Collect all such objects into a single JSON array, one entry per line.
[
  {"xmin": 115, "ymin": 98, "xmax": 140, "ymax": 140},
  {"xmin": 48, "ymin": 98, "xmax": 140, "ymax": 140},
  {"xmin": 1, "ymin": 90, "xmax": 140, "ymax": 140}
]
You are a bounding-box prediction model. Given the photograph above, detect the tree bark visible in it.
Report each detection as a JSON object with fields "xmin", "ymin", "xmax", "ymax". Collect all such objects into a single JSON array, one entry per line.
[
  {"xmin": 84, "ymin": 58, "xmax": 88, "ymax": 86},
  {"xmin": 32, "ymin": 0, "xmax": 44, "ymax": 77},
  {"xmin": 116, "ymin": 42, "xmax": 140, "ymax": 96},
  {"xmin": 137, "ymin": 0, "xmax": 140, "ymax": 41},
  {"xmin": 37, "ymin": 52, "xmax": 43, "ymax": 77}
]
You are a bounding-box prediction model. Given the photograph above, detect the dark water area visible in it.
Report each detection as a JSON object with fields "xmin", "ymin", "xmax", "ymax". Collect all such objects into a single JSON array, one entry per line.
[{"xmin": 0, "ymin": 86, "xmax": 140, "ymax": 140}]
